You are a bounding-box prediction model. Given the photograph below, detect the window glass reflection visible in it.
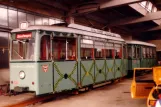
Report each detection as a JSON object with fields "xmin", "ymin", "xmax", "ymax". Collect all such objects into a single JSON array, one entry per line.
[
  {"xmin": 0, "ymin": 8, "xmax": 8, "ymax": 26},
  {"xmin": 43, "ymin": 18, "xmax": 49, "ymax": 25},
  {"xmin": 27, "ymin": 13, "xmax": 35, "ymax": 25},
  {"xmin": 35, "ymin": 15, "xmax": 42, "ymax": 25},
  {"xmin": 9, "ymin": 9, "xmax": 18, "ymax": 28},
  {"xmin": 18, "ymin": 11, "xmax": 26, "ymax": 25}
]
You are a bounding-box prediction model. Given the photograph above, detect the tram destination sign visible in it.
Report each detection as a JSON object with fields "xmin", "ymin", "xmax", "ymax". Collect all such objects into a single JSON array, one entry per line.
[{"xmin": 16, "ymin": 32, "xmax": 32, "ymax": 39}]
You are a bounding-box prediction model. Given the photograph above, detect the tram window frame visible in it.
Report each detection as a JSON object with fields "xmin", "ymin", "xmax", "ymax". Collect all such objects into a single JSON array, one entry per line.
[
  {"xmin": 149, "ymin": 47, "xmax": 152, "ymax": 58},
  {"xmin": 142, "ymin": 46, "xmax": 146, "ymax": 58},
  {"xmin": 105, "ymin": 42, "xmax": 114, "ymax": 59},
  {"xmin": 114, "ymin": 43, "xmax": 122, "ymax": 59},
  {"xmin": 81, "ymin": 38, "xmax": 94, "ymax": 60},
  {"xmin": 136, "ymin": 46, "xmax": 140, "ymax": 59},
  {"xmin": 40, "ymin": 35, "xmax": 51, "ymax": 60},
  {"xmin": 146, "ymin": 47, "xmax": 150, "ymax": 58},
  {"xmin": 123, "ymin": 45, "xmax": 127, "ymax": 59},
  {"xmin": 128, "ymin": 45, "xmax": 132, "ymax": 59},
  {"xmin": 94, "ymin": 40, "xmax": 105, "ymax": 59},
  {"xmin": 11, "ymin": 38, "xmax": 35, "ymax": 60},
  {"xmin": 133, "ymin": 45, "xmax": 137, "ymax": 59},
  {"xmin": 52, "ymin": 37, "xmax": 77, "ymax": 61}
]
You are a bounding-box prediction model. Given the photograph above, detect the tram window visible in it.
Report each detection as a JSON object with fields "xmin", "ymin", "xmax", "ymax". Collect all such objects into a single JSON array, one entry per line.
[
  {"xmin": 105, "ymin": 43, "xmax": 114, "ymax": 59},
  {"xmin": 94, "ymin": 41, "xmax": 104, "ymax": 59},
  {"xmin": 136, "ymin": 46, "xmax": 140, "ymax": 58},
  {"xmin": 128, "ymin": 46, "xmax": 132, "ymax": 59},
  {"xmin": 12, "ymin": 41, "xmax": 23, "ymax": 59},
  {"xmin": 152, "ymin": 48, "xmax": 156, "ymax": 58},
  {"xmin": 81, "ymin": 39, "xmax": 94, "ymax": 60},
  {"xmin": 12, "ymin": 39, "xmax": 35, "ymax": 60},
  {"xmin": 142, "ymin": 47, "xmax": 146, "ymax": 58},
  {"xmin": 52, "ymin": 37, "xmax": 76, "ymax": 61},
  {"xmin": 67, "ymin": 39, "xmax": 76, "ymax": 60},
  {"xmin": 146, "ymin": 47, "xmax": 150, "ymax": 58},
  {"xmin": 115, "ymin": 44, "xmax": 122, "ymax": 59},
  {"xmin": 40, "ymin": 35, "xmax": 51, "ymax": 60}
]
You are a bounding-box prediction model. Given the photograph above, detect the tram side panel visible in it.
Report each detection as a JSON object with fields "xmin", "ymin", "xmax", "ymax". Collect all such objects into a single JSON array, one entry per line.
[
  {"xmin": 123, "ymin": 59, "xmax": 128, "ymax": 76},
  {"xmin": 114, "ymin": 44, "xmax": 123, "ymax": 79},
  {"xmin": 106, "ymin": 59, "xmax": 115, "ymax": 81},
  {"xmin": 95, "ymin": 59, "xmax": 106, "ymax": 84},
  {"xmin": 53, "ymin": 61, "xmax": 78, "ymax": 92},
  {"xmin": 115, "ymin": 59, "xmax": 123, "ymax": 78},
  {"xmin": 80, "ymin": 60, "xmax": 95, "ymax": 87}
]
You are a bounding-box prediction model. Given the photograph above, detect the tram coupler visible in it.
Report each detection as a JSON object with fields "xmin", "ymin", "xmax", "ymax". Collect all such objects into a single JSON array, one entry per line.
[{"xmin": 14, "ymin": 86, "xmax": 29, "ymax": 92}]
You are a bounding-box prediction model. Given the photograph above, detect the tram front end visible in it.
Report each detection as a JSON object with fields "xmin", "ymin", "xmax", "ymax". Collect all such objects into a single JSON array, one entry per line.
[
  {"xmin": 9, "ymin": 25, "xmax": 54, "ymax": 96},
  {"xmin": 9, "ymin": 31, "xmax": 39, "ymax": 94}
]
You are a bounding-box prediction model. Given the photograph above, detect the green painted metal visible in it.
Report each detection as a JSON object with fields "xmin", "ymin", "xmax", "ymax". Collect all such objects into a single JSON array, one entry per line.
[
  {"xmin": 123, "ymin": 59, "xmax": 128, "ymax": 76},
  {"xmin": 140, "ymin": 58, "xmax": 157, "ymax": 68},
  {"xmin": 95, "ymin": 60, "xmax": 106, "ymax": 83},
  {"xmin": 10, "ymin": 63, "xmax": 37, "ymax": 92},
  {"xmin": 132, "ymin": 59, "xmax": 140, "ymax": 69},
  {"xmin": 10, "ymin": 62, "xmax": 54, "ymax": 95},
  {"xmin": 128, "ymin": 59, "xmax": 132, "ymax": 71},
  {"xmin": 53, "ymin": 61, "xmax": 78, "ymax": 92},
  {"xmin": 115, "ymin": 59, "xmax": 123, "ymax": 78},
  {"xmin": 37, "ymin": 62, "xmax": 53, "ymax": 95},
  {"xmin": 106, "ymin": 59, "xmax": 115, "ymax": 80},
  {"xmin": 140, "ymin": 59, "xmax": 146, "ymax": 67},
  {"xmin": 81, "ymin": 60, "xmax": 95, "ymax": 86}
]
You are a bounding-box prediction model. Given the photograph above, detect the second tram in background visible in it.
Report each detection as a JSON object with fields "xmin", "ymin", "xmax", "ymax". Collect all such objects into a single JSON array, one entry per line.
[{"xmin": 126, "ymin": 41, "xmax": 156, "ymax": 75}]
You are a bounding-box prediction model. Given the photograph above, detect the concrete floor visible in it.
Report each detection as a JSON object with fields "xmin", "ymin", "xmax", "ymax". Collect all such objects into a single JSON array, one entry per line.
[
  {"xmin": 0, "ymin": 69, "xmax": 9, "ymax": 85},
  {"xmin": 37, "ymin": 78, "xmax": 147, "ymax": 107},
  {"xmin": 0, "ymin": 74, "xmax": 151, "ymax": 107},
  {"xmin": 0, "ymin": 93, "xmax": 34, "ymax": 107}
]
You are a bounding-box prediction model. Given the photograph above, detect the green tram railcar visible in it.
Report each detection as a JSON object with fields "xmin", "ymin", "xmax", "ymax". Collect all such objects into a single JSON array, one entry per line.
[
  {"xmin": 126, "ymin": 41, "xmax": 157, "ymax": 75},
  {"xmin": 10, "ymin": 23, "xmax": 128, "ymax": 95}
]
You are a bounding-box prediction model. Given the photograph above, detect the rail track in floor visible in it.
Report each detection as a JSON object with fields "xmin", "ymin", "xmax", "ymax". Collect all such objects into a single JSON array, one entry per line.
[
  {"xmin": 4, "ymin": 93, "xmax": 57, "ymax": 107},
  {"xmin": 3, "ymin": 77, "xmax": 128, "ymax": 107}
]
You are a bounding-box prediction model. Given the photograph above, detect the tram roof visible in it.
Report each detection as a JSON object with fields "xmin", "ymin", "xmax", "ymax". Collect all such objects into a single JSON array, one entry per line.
[
  {"xmin": 11, "ymin": 25, "xmax": 125, "ymax": 42},
  {"xmin": 126, "ymin": 40, "xmax": 156, "ymax": 47}
]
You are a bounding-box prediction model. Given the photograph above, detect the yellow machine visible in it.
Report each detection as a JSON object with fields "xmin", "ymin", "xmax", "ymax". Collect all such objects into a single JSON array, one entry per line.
[{"xmin": 131, "ymin": 67, "xmax": 161, "ymax": 107}]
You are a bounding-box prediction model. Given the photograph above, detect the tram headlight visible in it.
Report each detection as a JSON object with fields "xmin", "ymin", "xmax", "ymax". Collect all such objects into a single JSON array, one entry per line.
[{"xmin": 19, "ymin": 71, "xmax": 25, "ymax": 79}]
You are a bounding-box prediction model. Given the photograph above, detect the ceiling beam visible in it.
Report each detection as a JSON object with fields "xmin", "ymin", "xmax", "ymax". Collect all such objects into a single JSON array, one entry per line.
[
  {"xmin": 73, "ymin": 0, "xmax": 146, "ymax": 15},
  {"xmin": 146, "ymin": 26, "xmax": 161, "ymax": 32},
  {"xmin": 85, "ymin": 14, "xmax": 108, "ymax": 24},
  {"xmin": 129, "ymin": 3, "xmax": 161, "ymax": 25},
  {"xmin": 34, "ymin": 0, "xmax": 69, "ymax": 11},
  {"xmin": 106, "ymin": 11, "xmax": 161, "ymax": 27}
]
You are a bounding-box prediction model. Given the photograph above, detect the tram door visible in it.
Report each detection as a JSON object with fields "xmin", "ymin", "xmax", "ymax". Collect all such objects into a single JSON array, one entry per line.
[
  {"xmin": 39, "ymin": 35, "xmax": 53, "ymax": 94},
  {"xmin": 131, "ymin": 68, "xmax": 155, "ymax": 99}
]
